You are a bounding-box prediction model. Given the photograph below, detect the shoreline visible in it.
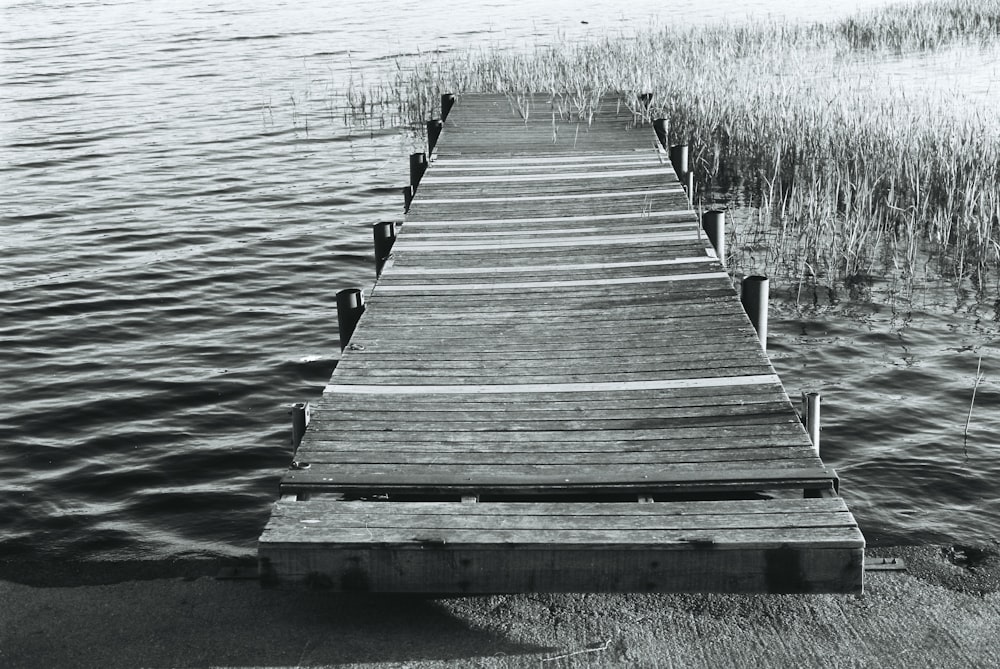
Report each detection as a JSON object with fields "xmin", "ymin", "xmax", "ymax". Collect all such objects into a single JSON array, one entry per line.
[
  {"xmin": 3, "ymin": 544, "xmax": 997, "ymax": 668},
  {"xmin": 4, "ymin": 543, "xmax": 997, "ymax": 593}
]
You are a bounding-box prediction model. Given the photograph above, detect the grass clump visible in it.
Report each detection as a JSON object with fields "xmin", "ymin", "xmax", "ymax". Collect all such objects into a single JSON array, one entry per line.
[{"xmin": 352, "ymin": 0, "xmax": 1000, "ymax": 291}]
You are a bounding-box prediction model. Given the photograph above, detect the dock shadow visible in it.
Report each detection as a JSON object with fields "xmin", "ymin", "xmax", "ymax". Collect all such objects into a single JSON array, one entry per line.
[{"xmin": 1, "ymin": 573, "xmax": 550, "ymax": 669}]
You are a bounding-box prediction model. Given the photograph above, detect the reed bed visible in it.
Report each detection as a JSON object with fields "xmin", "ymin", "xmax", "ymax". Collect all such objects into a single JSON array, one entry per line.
[{"xmin": 349, "ymin": 0, "xmax": 1000, "ymax": 290}]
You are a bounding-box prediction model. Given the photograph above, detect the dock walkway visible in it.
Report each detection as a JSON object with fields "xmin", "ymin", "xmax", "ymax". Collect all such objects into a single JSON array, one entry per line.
[{"xmin": 258, "ymin": 94, "xmax": 864, "ymax": 593}]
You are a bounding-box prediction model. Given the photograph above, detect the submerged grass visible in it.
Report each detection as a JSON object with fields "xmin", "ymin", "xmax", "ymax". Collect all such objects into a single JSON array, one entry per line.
[{"xmin": 349, "ymin": 0, "xmax": 1000, "ymax": 291}]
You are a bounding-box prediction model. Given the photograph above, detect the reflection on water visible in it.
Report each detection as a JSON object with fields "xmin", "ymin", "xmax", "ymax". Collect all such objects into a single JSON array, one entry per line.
[{"xmin": 1, "ymin": 0, "xmax": 997, "ymax": 562}]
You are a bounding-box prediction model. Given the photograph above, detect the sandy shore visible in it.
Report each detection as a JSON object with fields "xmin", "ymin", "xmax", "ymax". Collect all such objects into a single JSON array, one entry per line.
[{"xmin": 2, "ymin": 545, "xmax": 998, "ymax": 668}]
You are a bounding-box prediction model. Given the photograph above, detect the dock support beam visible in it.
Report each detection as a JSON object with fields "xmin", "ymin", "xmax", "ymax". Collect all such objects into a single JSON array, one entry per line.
[
  {"xmin": 427, "ymin": 119, "xmax": 443, "ymax": 155},
  {"xmin": 409, "ymin": 152, "xmax": 427, "ymax": 191},
  {"xmin": 373, "ymin": 221, "xmax": 397, "ymax": 277},
  {"xmin": 291, "ymin": 402, "xmax": 310, "ymax": 448},
  {"xmin": 653, "ymin": 118, "xmax": 668, "ymax": 150},
  {"xmin": 702, "ymin": 210, "xmax": 725, "ymax": 265},
  {"xmin": 740, "ymin": 275, "xmax": 769, "ymax": 352},
  {"xmin": 336, "ymin": 288, "xmax": 365, "ymax": 351},
  {"xmin": 669, "ymin": 144, "xmax": 688, "ymax": 181},
  {"xmin": 441, "ymin": 93, "xmax": 456, "ymax": 122},
  {"xmin": 802, "ymin": 392, "xmax": 821, "ymax": 456}
]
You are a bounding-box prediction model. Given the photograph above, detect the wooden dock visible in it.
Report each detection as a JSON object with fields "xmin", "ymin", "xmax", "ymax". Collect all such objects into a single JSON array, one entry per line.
[{"xmin": 258, "ymin": 94, "xmax": 865, "ymax": 593}]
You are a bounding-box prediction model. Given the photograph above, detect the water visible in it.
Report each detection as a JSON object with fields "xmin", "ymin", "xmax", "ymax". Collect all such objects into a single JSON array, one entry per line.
[{"xmin": 1, "ymin": 0, "xmax": 997, "ymax": 564}]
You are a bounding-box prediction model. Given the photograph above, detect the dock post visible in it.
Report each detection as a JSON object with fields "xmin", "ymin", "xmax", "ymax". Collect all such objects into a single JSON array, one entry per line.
[
  {"xmin": 291, "ymin": 402, "xmax": 310, "ymax": 448},
  {"xmin": 409, "ymin": 152, "xmax": 427, "ymax": 191},
  {"xmin": 740, "ymin": 275, "xmax": 769, "ymax": 352},
  {"xmin": 638, "ymin": 92, "xmax": 653, "ymax": 110},
  {"xmin": 702, "ymin": 210, "xmax": 726, "ymax": 265},
  {"xmin": 427, "ymin": 119, "xmax": 443, "ymax": 155},
  {"xmin": 336, "ymin": 288, "xmax": 365, "ymax": 351},
  {"xmin": 441, "ymin": 93, "xmax": 456, "ymax": 122},
  {"xmin": 402, "ymin": 185, "xmax": 413, "ymax": 212},
  {"xmin": 653, "ymin": 118, "xmax": 668, "ymax": 150},
  {"xmin": 802, "ymin": 392, "xmax": 821, "ymax": 456},
  {"xmin": 669, "ymin": 144, "xmax": 688, "ymax": 180},
  {"xmin": 373, "ymin": 221, "xmax": 397, "ymax": 277},
  {"xmin": 685, "ymin": 170, "xmax": 695, "ymax": 205}
]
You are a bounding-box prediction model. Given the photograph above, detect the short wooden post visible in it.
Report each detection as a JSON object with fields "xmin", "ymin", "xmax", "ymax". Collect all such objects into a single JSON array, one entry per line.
[
  {"xmin": 427, "ymin": 119, "xmax": 443, "ymax": 155},
  {"xmin": 402, "ymin": 185, "xmax": 413, "ymax": 212},
  {"xmin": 441, "ymin": 93, "xmax": 456, "ymax": 122},
  {"xmin": 702, "ymin": 210, "xmax": 725, "ymax": 265},
  {"xmin": 291, "ymin": 402, "xmax": 310, "ymax": 448},
  {"xmin": 336, "ymin": 288, "xmax": 365, "ymax": 351},
  {"xmin": 653, "ymin": 118, "xmax": 668, "ymax": 150},
  {"xmin": 373, "ymin": 221, "xmax": 396, "ymax": 277},
  {"xmin": 669, "ymin": 144, "xmax": 688, "ymax": 180},
  {"xmin": 409, "ymin": 152, "xmax": 427, "ymax": 191},
  {"xmin": 639, "ymin": 92, "xmax": 653, "ymax": 108},
  {"xmin": 802, "ymin": 392, "xmax": 821, "ymax": 456},
  {"xmin": 740, "ymin": 275, "xmax": 769, "ymax": 352}
]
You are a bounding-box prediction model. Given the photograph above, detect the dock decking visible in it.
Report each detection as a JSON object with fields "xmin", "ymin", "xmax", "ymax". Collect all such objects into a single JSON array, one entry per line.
[{"xmin": 258, "ymin": 94, "xmax": 865, "ymax": 593}]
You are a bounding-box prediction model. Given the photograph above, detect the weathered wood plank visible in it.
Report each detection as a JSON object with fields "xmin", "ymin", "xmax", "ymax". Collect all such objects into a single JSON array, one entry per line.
[
  {"xmin": 392, "ymin": 256, "xmax": 716, "ymax": 278},
  {"xmin": 311, "ymin": 393, "xmax": 791, "ymax": 414},
  {"xmin": 299, "ymin": 437, "xmax": 814, "ymax": 454},
  {"xmin": 258, "ymin": 498, "xmax": 863, "ymax": 593},
  {"xmin": 305, "ymin": 400, "xmax": 798, "ymax": 426},
  {"xmin": 297, "ymin": 422, "xmax": 811, "ymax": 445},
  {"xmin": 292, "ymin": 448, "xmax": 818, "ymax": 467},
  {"xmin": 265, "ymin": 499, "xmax": 856, "ymax": 530},
  {"xmin": 272, "ymin": 497, "xmax": 853, "ymax": 516},
  {"xmin": 281, "ymin": 462, "xmax": 836, "ymax": 489},
  {"xmin": 259, "ymin": 544, "xmax": 864, "ymax": 593},
  {"xmin": 321, "ymin": 374, "xmax": 781, "ymax": 395}
]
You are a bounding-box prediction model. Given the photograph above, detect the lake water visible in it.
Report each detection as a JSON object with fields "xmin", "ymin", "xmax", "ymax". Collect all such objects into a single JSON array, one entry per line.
[{"xmin": 2, "ymin": 0, "xmax": 997, "ymax": 564}]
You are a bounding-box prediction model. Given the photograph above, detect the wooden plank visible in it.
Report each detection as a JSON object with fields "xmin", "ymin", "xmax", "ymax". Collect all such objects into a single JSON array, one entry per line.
[
  {"xmin": 393, "ymin": 232, "xmax": 699, "ymax": 252},
  {"xmin": 374, "ymin": 272, "xmax": 728, "ymax": 293},
  {"xmin": 292, "ymin": 448, "xmax": 819, "ymax": 466},
  {"xmin": 432, "ymin": 154, "xmax": 664, "ymax": 166},
  {"xmin": 305, "ymin": 400, "xmax": 799, "ymax": 426},
  {"xmin": 263, "ymin": 499, "xmax": 855, "ymax": 531},
  {"xmin": 297, "ymin": 423, "xmax": 811, "ymax": 445},
  {"xmin": 281, "ymin": 463, "xmax": 835, "ymax": 489},
  {"xmin": 321, "ymin": 374, "xmax": 781, "ymax": 395},
  {"xmin": 258, "ymin": 498, "xmax": 863, "ymax": 592},
  {"xmin": 261, "ymin": 499, "xmax": 860, "ymax": 542},
  {"xmin": 271, "ymin": 497, "xmax": 853, "ymax": 516},
  {"xmin": 340, "ymin": 337, "xmax": 763, "ymax": 356},
  {"xmin": 426, "ymin": 168, "xmax": 672, "ymax": 184},
  {"xmin": 312, "ymin": 391, "xmax": 790, "ymax": 413},
  {"xmin": 300, "ymin": 436, "xmax": 814, "ymax": 454},
  {"xmin": 386, "ymin": 256, "xmax": 714, "ymax": 275},
  {"xmin": 304, "ymin": 418, "xmax": 806, "ymax": 440},
  {"xmin": 342, "ymin": 337, "xmax": 763, "ymax": 356},
  {"xmin": 402, "ymin": 223, "xmax": 693, "ymax": 236},
  {"xmin": 259, "ymin": 544, "xmax": 864, "ymax": 593},
  {"xmin": 404, "ymin": 217, "xmax": 693, "ymax": 231},
  {"xmin": 414, "ymin": 189, "xmax": 681, "ymax": 204},
  {"xmin": 332, "ymin": 360, "xmax": 771, "ymax": 379}
]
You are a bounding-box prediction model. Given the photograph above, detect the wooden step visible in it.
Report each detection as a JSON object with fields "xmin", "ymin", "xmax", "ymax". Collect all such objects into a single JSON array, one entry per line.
[{"xmin": 258, "ymin": 497, "xmax": 864, "ymax": 593}]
